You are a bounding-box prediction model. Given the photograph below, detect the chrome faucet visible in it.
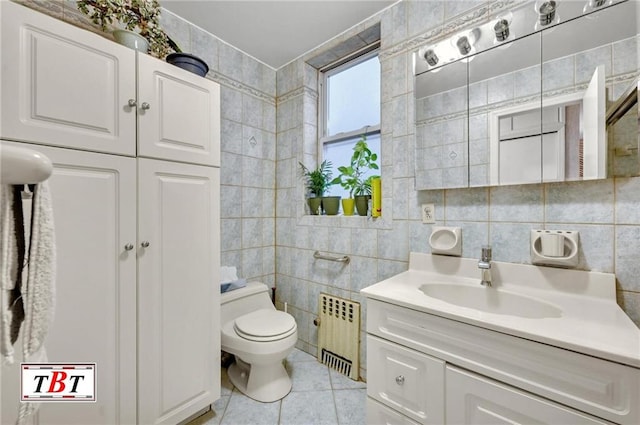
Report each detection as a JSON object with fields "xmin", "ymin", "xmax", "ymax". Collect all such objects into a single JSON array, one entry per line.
[{"xmin": 478, "ymin": 245, "xmax": 492, "ymax": 287}]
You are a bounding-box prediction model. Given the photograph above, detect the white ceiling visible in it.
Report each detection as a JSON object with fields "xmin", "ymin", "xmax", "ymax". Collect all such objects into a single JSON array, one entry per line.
[{"xmin": 161, "ymin": 1, "xmax": 396, "ymax": 69}]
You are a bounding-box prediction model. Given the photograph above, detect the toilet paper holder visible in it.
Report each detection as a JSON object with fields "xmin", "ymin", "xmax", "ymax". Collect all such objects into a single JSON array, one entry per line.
[{"xmin": 530, "ymin": 230, "xmax": 579, "ymax": 268}]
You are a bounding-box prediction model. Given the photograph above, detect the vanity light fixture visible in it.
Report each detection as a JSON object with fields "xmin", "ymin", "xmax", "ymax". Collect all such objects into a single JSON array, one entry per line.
[
  {"xmin": 494, "ymin": 19, "xmax": 510, "ymax": 42},
  {"xmin": 453, "ymin": 28, "xmax": 480, "ymax": 61},
  {"xmin": 583, "ymin": 0, "xmax": 609, "ymax": 14},
  {"xmin": 457, "ymin": 36, "xmax": 472, "ymax": 55},
  {"xmin": 424, "ymin": 49, "xmax": 439, "ymax": 67},
  {"xmin": 537, "ymin": 0, "xmax": 558, "ymax": 26},
  {"xmin": 493, "ymin": 13, "xmax": 515, "ymax": 47}
]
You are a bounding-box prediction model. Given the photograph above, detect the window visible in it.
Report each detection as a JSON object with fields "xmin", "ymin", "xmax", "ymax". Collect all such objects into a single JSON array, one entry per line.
[{"xmin": 321, "ymin": 50, "xmax": 381, "ymax": 198}]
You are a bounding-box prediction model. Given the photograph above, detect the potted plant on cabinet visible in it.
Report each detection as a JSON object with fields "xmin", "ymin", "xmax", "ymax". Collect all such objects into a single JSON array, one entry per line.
[
  {"xmin": 77, "ymin": 0, "xmax": 209, "ymax": 76},
  {"xmin": 77, "ymin": 0, "xmax": 171, "ymax": 57},
  {"xmin": 299, "ymin": 160, "xmax": 333, "ymax": 215},
  {"xmin": 331, "ymin": 135, "xmax": 379, "ymax": 216}
]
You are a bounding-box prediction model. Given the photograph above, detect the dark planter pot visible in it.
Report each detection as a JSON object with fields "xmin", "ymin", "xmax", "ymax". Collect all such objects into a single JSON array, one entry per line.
[
  {"xmin": 355, "ymin": 195, "xmax": 371, "ymax": 216},
  {"xmin": 321, "ymin": 196, "xmax": 341, "ymax": 215},
  {"xmin": 166, "ymin": 53, "xmax": 209, "ymax": 77},
  {"xmin": 307, "ymin": 197, "xmax": 322, "ymax": 215}
]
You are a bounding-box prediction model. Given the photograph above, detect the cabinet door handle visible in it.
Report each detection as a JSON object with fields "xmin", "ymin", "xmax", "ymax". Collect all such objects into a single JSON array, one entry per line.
[
  {"xmin": 124, "ymin": 243, "xmax": 134, "ymax": 251},
  {"xmin": 141, "ymin": 241, "xmax": 150, "ymax": 248},
  {"xmin": 395, "ymin": 375, "xmax": 405, "ymax": 385},
  {"xmin": 128, "ymin": 99, "xmax": 137, "ymax": 107},
  {"xmin": 141, "ymin": 102, "xmax": 150, "ymax": 110}
]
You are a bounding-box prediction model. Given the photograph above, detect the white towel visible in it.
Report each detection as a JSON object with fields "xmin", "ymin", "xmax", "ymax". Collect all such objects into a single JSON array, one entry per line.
[
  {"xmin": 17, "ymin": 182, "xmax": 56, "ymax": 425},
  {"xmin": 21, "ymin": 182, "xmax": 56, "ymax": 362},
  {"xmin": 1, "ymin": 184, "xmax": 20, "ymax": 364}
]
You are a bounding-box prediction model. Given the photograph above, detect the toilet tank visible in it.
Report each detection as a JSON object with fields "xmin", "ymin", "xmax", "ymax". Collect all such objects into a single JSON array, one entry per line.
[{"xmin": 221, "ymin": 281, "xmax": 275, "ymax": 322}]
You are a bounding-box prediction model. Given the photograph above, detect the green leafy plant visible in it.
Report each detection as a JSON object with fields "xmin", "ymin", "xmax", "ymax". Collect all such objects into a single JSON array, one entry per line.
[
  {"xmin": 77, "ymin": 0, "xmax": 175, "ymax": 58},
  {"xmin": 299, "ymin": 160, "xmax": 333, "ymax": 198},
  {"xmin": 331, "ymin": 135, "xmax": 379, "ymax": 198}
]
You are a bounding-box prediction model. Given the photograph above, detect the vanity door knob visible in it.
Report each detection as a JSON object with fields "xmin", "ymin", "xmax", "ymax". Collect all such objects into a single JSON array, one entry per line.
[
  {"xmin": 124, "ymin": 243, "xmax": 134, "ymax": 251},
  {"xmin": 395, "ymin": 375, "xmax": 405, "ymax": 385},
  {"xmin": 128, "ymin": 99, "xmax": 137, "ymax": 107},
  {"xmin": 141, "ymin": 241, "xmax": 150, "ymax": 248},
  {"xmin": 141, "ymin": 102, "xmax": 151, "ymax": 110}
]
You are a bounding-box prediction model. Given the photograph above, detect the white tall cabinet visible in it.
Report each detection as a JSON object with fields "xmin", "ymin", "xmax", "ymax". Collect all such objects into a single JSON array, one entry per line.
[{"xmin": 0, "ymin": 2, "xmax": 221, "ymax": 425}]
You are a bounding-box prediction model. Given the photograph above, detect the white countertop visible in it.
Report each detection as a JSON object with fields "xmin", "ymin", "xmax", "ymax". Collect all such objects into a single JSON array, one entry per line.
[{"xmin": 361, "ymin": 253, "xmax": 640, "ymax": 368}]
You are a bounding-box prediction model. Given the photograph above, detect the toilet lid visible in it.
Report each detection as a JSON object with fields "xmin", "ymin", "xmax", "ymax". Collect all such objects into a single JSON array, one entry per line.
[{"xmin": 234, "ymin": 309, "xmax": 296, "ymax": 342}]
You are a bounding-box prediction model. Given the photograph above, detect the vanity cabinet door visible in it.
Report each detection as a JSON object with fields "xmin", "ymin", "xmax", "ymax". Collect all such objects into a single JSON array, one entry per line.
[
  {"xmin": 367, "ymin": 335, "xmax": 445, "ymax": 425},
  {"xmin": 367, "ymin": 398, "xmax": 421, "ymax": 425},
  {"xmin": 446, "ymin": 366, "xmax": 613, "ymax": 425},
  {"xmin": 137, "ymin": 53, "xmax": 220, "ymax": 167},
  {"xmin": 0, "ymin": 2, "xmax": 136, "ymax": 156}
]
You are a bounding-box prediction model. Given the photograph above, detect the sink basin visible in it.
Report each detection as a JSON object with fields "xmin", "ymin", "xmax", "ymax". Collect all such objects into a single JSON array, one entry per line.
[{"xmin": 419, "ymin": 283, "xmax": 562, "ymax": 319}]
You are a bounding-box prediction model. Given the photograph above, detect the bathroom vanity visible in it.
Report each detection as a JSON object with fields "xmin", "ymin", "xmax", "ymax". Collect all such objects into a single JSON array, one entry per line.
[{"xmin": 361, "ymin": 253, "xmax": 640, "ymax": 425}]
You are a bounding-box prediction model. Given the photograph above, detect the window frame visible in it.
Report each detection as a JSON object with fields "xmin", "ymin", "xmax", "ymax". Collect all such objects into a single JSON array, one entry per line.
[{"xmin": 318, "ymin": 47, "xmax": 381, "ymax": 159}]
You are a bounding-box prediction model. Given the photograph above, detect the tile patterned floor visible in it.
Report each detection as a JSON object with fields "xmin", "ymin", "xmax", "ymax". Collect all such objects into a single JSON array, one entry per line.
[{"xmin": 189, "ymin": 349, "xmax": 367, "ymax": 425}]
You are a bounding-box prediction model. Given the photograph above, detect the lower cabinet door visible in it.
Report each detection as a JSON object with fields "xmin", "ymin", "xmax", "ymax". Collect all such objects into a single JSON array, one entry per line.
[
  {"xmin": 446, "ymin": 366, "xmax": 613, "ymax": 425},
  {"xmin": 137, "ymin": 158, "xmax": 220, "ymax": 425},
  {"xmin": 367, "ymin": 335, "xmax": 445, "ymax": 425},
  {"xmin": 0, "ymin": 143, "xmax": 137, "ymax": 425},
  {"xmin": 367, "ymin": 398, "xmax": 421, "ymax": 425}
]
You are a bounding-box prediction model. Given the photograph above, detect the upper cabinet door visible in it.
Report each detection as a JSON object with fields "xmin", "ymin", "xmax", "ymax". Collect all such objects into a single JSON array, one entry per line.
[
  {"xmin": 0, "ymin": 2, "xmax": 136, "ymax": 156},
  {"xmin": 137, "ymin": 53, "xmax": 220, "ymax": 166}
]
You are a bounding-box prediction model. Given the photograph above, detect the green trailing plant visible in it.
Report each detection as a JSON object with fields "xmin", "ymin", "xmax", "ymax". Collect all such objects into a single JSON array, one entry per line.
[
  {"xmin": 331, "ymin": 135, "xmax": 379, "ymax": 198},
  {"xmin": 299, "ymin": 160, "xmax": 333, "ymax": 198},
  {"xmin": 77, "ymin": 0, "xmax": 176, "ymax": 58}
]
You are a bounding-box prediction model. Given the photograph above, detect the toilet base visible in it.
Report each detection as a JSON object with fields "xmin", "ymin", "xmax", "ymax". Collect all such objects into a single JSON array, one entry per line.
[{"xmin": 228, "ymin": 357, "xmax": 292, "ymax": 403}]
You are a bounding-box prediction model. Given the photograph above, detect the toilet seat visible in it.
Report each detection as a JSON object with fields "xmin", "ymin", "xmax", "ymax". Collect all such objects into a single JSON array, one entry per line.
[{"xmin": 234, "ymin": 309, "xmax": 296, "ymax": 342}]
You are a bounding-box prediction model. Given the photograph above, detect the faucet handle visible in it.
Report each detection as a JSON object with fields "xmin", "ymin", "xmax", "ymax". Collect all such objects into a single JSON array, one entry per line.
[{"xmin": 481, "ymin": 245, "xmax": 492, "ymax": 262}]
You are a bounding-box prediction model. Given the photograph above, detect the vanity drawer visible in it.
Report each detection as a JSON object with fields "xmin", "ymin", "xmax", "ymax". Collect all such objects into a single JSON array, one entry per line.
[
  {"xmin": 446, "ymin": 366, "xmax": 613, "ymax": 424},
  {"xmin": 367, "ymin": 397, "xmax": 421, "ymax": 425},
  {"xmin": 367, "ymin": 335, "xmax": 445, "ymax": 425},
  {"xmin": 367, "ymin": 299, "xmax": 640, "ymax": 425}
]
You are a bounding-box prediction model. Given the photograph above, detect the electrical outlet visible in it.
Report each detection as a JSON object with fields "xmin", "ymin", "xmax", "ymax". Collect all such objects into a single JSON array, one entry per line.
[{"xmin": 421, "ymin": 204, "xmax": 435, "ymax": 224}]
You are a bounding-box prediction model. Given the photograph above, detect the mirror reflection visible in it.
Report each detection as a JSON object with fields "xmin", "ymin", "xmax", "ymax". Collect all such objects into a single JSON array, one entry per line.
[{"xmin": 414, "ymin": 0, "xmax": 639, "ymax": 190}]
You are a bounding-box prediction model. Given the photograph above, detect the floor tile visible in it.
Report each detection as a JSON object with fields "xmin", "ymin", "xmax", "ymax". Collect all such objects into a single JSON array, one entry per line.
[
  {"xmin": 280, "ymin": 390, "xmax": 338, "ymax": 425},
  {"xmin": 334, "ymin": 389, "xmax": 367, "ymax": 425},
  {"xmin": 286, "ymin": 348, "xmax": 317, "ymax": 363},
  {"xmin": 287, "ymin": 360, "xmax": 332, "ymax": 392},
  {"xmin": 220, "ymin": 390, "xmax": 281, "ymax": 425},
  {"xmin": 329, "ymin": 368, "xmax": 367, "ymax": 390}
]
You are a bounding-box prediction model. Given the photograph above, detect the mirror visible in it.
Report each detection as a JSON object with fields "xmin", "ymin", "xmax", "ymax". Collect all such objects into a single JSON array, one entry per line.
[{"xmin": 414, "ymin": 0, "xmax": 639, "ymax": 190}]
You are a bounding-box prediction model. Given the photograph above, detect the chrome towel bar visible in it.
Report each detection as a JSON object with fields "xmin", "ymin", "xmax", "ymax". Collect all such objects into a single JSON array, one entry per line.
[{"xmin": 313, "ymin": 251, "xmax": 350, "ymax": 264}]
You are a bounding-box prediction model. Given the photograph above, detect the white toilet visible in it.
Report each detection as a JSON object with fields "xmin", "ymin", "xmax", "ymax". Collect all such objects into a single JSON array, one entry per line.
[{"xmin": 221, "ymin": 281, "xmax": 297, "ymax": 402}]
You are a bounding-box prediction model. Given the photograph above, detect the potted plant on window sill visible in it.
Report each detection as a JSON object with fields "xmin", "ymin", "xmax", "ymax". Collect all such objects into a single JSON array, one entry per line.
[
  {"xmin": 299, "ymin": 160, "xmax": 333, "ymax": 215},
  {"xmin": 77, "ymin": 0, "xmax": 209, "ymax": 76},
  {"xmin": 331, "ymin": 135, "xmax": 379, "ymax": 216}
]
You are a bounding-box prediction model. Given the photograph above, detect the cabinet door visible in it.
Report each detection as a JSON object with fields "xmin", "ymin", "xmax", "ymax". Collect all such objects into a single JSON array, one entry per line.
[
  {"xmin": 0, "ymin": 2, "xmax": 136, "ymax": 156},
  {"xmin": 0, "ymin": 143, "xmax": 137, "ymax": 425},
  {"xmin": 367, "ymin": 398, "xmax": 421, "ymax": 425},
  {"xmin": 446, "ymin": 366, "xmax": 613, "ymax": 425},
  {"xmin": 137, "ymin": 54, "xmax": 220, "ymax": 166},
  {"xmin": 367, "ymin": 335, "xmax": 445, "ymax": 425},
  {"xmin": 137, "ymin": 158, "xmax": 220, "ymax": 425}
]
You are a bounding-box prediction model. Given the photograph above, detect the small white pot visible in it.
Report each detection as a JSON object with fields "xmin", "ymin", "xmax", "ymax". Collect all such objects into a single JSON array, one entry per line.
[{"xmin": 112, "ymin": 29, "xmax": 149, "ymax": 52}]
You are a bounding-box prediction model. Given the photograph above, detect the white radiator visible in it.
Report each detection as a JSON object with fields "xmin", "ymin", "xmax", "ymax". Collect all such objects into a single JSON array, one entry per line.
[{"xmin": 317, "ymin": 293, "xmax": 360, "ymax": 380}]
